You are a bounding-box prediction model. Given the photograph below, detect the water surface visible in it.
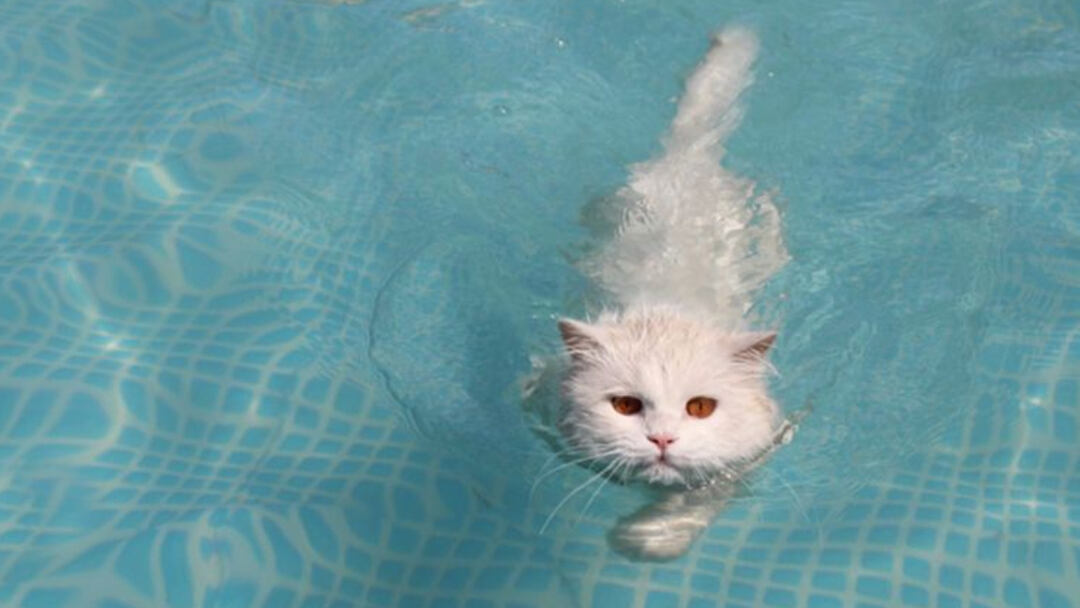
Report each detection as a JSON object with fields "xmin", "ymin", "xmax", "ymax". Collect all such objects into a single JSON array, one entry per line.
[{"xmin": 1, "ymin": 0, "xmax": 1079, "ymax": 606}]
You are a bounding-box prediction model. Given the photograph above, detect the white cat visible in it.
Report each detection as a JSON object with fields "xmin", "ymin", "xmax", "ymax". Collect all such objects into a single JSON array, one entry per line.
[{"xmin": 541, "ymin": 27, "xmax": 791, "ymax": 560}]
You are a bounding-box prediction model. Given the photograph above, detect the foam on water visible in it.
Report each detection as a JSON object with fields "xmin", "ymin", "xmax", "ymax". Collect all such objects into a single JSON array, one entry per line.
[{"xmin": 1, "ymin": 0, "xmax": 1080, "ymax": 607}]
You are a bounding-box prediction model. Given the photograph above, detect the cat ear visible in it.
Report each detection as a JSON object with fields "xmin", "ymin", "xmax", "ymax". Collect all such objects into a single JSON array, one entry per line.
[
  {"xmin": 732, "ymin": 331, "xmax": 776, "ymax": 362},
  {"xmin": 558, "ymin": 319, "xmax": 604, "ymax": 361}
]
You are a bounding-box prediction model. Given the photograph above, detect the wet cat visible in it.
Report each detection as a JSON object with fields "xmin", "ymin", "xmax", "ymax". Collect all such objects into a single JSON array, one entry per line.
[{"xmin": 535, "ymin": 27, "xmax": 791, "ymax": 560}]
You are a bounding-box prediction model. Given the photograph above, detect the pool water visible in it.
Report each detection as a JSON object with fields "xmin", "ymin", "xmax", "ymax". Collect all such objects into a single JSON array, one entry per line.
[{"xmin": 1, "ymin": 0, "xmax": 1079, "ymax": 606}]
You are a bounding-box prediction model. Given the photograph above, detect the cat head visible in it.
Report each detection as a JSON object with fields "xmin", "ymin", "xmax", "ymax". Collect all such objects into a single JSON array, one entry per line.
[{"xmin": 557, "ymin": 308, "xmax": 779, "ymax": 486}]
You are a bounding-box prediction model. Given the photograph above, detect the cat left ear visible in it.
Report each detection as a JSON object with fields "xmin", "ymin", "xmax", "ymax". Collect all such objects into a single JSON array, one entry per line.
[
  {"xmin": 733, "ymin": 331, "xmax": 776, "ymax": 362},
  {"xmin": 558, "ymin": 319, "xmax": 603, "ymax": 362}
]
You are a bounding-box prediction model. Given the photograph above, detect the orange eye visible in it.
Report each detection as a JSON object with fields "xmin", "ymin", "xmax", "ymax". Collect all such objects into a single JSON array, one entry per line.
[
  {"xmin": 686, "ymin": 397, "xmax": 717, "ymax": 418},
  {"xmin": 610, "ymin": 396, "xmax": 643, "ymax": 415}
]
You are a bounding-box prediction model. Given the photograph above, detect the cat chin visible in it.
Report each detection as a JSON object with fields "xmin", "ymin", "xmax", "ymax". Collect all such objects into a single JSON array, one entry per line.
[{"xmin": 636, "ymin": 462, "xmax": 691, "ymax": 486}]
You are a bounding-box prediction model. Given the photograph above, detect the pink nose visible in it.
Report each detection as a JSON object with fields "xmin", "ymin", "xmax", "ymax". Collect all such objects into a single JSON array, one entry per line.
[{"xmin": 647, "ymin": 435, "xmax": 677, "ymax": 450}]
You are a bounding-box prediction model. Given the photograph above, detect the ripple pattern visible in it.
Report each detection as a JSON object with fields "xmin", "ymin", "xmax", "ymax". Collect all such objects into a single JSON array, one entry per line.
[{"xmin": 2, "ymin": 1, "xmax": 1080, "ymax": 607}]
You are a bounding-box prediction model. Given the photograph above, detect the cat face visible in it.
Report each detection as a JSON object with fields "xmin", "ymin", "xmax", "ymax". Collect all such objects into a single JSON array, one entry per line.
[{"xmin": 558, "ymin": 309, "xmax": 779, "ymax": 486}]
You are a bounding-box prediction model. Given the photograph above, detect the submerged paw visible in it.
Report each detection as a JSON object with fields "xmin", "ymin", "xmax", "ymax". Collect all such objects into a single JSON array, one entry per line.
[{"xmin": 608, "ymin": 509, "xmax": 709, "ymax": 561}]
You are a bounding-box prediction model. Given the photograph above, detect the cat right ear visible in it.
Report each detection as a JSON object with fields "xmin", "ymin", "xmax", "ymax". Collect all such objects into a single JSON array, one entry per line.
[{"xmin": 558, "ymin": 319, "xmax": 603, "ymax": 362}]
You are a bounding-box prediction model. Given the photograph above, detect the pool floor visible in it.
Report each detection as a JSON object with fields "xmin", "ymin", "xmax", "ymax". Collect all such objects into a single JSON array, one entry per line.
[{"xmin": 1, "ymin": 0, "xmax": 1080, "ymax": 607}]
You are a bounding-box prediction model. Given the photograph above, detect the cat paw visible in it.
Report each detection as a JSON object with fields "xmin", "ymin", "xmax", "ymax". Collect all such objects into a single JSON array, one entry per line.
[{"xmin": 608, "ymin": 510, "xmax": 709, "ymax": 561}]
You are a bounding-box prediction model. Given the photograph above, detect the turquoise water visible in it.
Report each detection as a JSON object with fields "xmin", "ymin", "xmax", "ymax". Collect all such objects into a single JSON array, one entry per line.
[{"xmin": 1, "ymin": 0, "xmax": 1079, "ymax": 606}]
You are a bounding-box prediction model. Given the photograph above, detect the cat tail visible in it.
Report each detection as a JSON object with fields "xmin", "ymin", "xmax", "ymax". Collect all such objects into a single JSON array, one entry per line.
[{"xmin": 666, "ymin": 27, "xmax": 759, "ymax": 155}]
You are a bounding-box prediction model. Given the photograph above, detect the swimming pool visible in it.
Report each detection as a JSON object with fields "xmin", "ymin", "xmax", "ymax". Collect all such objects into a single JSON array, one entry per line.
[{"xmin": 1, "ymin": 0, "xmax": 1078, "ymax": 606}]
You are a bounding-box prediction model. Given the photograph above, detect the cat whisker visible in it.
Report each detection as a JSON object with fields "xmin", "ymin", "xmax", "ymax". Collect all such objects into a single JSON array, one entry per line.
[
  {"xmin": 616, "ymin": 458, "xmax": 638, "ymax": 484},
  {"xmin": 529, "ymin": 449, "xmax": 621, "ymax": 502},
  {"xmin": 539, "ymin": 458, "xmax": 622, "ymax": 535},
  {"xmin": 534, "ymin": 445, "xmax": 612, "ymax": 477},
  {"xmin": 753, "ymin": 466, "xmax": 814, "ymax": 529},
  {"xmin": 689, "ymin": 466, "xmax": 710, "ymax": 488},
  {"xmin": 575, "ymin": 458, "xmax": 624, "ymax": 528},
  {"xmin": 696, "ymin": 462, "xmax": 817, "ymax": 540},
  {"xmin": 534, "ymin": 446, "xmax": 581, "ymax": 478}
]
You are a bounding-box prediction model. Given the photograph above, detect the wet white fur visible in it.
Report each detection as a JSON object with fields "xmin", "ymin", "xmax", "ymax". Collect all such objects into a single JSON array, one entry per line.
[
  {"xmin": 560, "ymin": 29, "xmax": 788, "ymax": 490},
  {"xmin": 582, "ymin": 27, "xmax": 787, "ymax": 322}
]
